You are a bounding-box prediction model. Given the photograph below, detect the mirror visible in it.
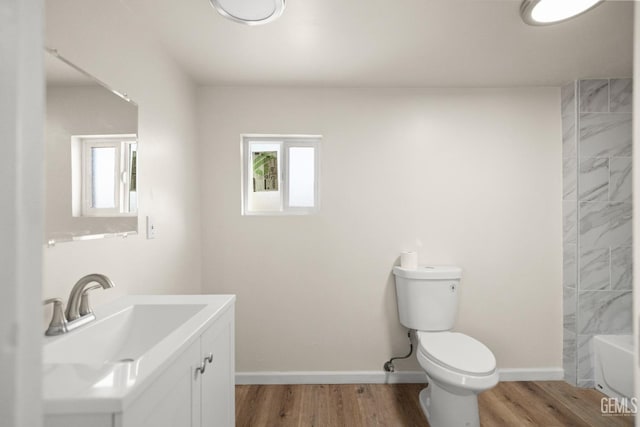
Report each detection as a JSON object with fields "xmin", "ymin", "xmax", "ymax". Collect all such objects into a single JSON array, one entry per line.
[{"xmin": 45, "ymin": 49, "xmax": 138, "ymax": 245}]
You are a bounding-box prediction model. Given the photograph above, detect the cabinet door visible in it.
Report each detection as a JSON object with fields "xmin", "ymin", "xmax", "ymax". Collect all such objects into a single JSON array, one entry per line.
[
  {"xmin": 118, "ymin": 340, "xmax": 200, "ymax": 427},
  {"xmin": 45, "ymin": 414, "xmax": 112, "ymax": 427},
  {"xmin": 199, "ymin": 307, "xmax": 235, "ymax": 427}
]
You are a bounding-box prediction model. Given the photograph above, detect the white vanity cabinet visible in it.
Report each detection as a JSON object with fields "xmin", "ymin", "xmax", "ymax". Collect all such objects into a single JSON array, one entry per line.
[
  {"xmin": 192, "ymin": 307, "xmax": 235, "ymax": 427},
  {"xmin": 44, "ymin": 295, "xmax": 235, "ymax": 427},
  {"xmin": 119, "ymin": 306, "xmax": 235, "ymax": 427}
]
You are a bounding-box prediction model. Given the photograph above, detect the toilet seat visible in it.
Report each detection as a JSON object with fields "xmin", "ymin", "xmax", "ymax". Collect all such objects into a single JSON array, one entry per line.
[{"xmin": 417, "ymin": 331, "xmax": 496, "ymax": 376}]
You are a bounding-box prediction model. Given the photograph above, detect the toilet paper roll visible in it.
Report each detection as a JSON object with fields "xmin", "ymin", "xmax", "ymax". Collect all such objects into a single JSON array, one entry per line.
[{"xmin": 400, "ymin": 251, "xmax": 418, "ymax": 269}]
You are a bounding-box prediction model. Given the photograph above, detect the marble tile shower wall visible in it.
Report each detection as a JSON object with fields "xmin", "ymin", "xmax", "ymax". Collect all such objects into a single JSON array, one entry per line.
[{"xmin": 561, "ymin": 79, "xmax": 633, "ymax": 387}]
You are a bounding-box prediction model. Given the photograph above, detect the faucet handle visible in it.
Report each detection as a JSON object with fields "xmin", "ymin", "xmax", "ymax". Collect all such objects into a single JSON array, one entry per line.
[
  {"xmin": 79, "ymin": 285, "xmax": 102, "ymax": 317},
  {"xmin": 43, "ymin": 298, "xmax": 67, "ymax": 336}
]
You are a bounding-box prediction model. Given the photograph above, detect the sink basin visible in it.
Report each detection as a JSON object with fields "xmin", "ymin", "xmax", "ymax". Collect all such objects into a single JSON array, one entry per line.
[
  {"xmin": 45, "ymin": 304, "xmax": 206, "ymax": 364},
  {"xmin": 43, "ymin": 294, "xmax": 235, "ymax": 414}
]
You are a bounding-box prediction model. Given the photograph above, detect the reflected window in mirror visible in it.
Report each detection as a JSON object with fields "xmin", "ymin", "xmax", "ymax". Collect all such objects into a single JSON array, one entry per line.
[{"xmin": 72, "ymin": 135, "xmax": 137, "ymax": 217}]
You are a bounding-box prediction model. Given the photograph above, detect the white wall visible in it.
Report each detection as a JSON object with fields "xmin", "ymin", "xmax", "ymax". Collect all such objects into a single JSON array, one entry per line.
[
  {"xmin": 0, "ymin": 0, "xmax": 44, "ymax": 425},
  {"xmin": 199, "ymin": 87, "xmax": 563, "ymax": 372},
  {"xmin": 43, "ymin": 1, "xmax": 202, "ymax": 308}
]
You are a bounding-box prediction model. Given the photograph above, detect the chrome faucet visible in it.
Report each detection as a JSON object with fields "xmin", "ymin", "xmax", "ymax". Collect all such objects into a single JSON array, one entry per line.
[
  {"xmin": 43, "ymin": 274, "xmax": 114, "ymax": 336},
  {"xmin": 66, "ymin": 274, "xmax": 115, "ymax": 321}
]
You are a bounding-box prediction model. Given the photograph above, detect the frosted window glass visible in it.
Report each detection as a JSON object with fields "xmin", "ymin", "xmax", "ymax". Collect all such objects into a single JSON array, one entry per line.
[
  {"xmin": 288, "ymin": 147, "xmax": 315, "ymax": 207},
  {"xmin": 91, "ymin": 147, "xmax": 116, "ymax": 208}
]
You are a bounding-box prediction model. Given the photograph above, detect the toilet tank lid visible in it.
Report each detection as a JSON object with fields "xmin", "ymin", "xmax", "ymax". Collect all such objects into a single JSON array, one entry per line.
[{"xmin": 393, "ymin": 265, "xmax": 462, "ymax": 280}]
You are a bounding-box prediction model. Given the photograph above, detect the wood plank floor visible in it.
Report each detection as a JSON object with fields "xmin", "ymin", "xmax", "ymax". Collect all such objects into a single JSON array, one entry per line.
[{"xmin": 236, "ymin": 381, "xmax": 635, "ymax": 426}]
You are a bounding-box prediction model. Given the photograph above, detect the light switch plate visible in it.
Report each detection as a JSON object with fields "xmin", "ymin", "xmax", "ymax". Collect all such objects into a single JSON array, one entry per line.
[{"xmin": 146, "ymin": 216, "xmax": 156, "ymax": 239}]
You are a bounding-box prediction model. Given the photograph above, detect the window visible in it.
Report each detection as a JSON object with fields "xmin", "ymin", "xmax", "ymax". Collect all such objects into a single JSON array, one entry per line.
[
  {"xmin": 241, "ymin": 135, "xmax": 320, "ymax": 215},
  {"xmin": 73, "ymin": 135, "xmax": 137, "ymax": 217}
]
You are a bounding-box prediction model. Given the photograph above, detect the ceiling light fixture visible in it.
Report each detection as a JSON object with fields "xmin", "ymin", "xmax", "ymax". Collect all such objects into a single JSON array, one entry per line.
[
  {"xmin": 520, "ymin": 0, "xmax": 604, "ymax": 25},
  {"xmin": 210, "ymin": 0, "xmax": 286, "ymax": 25}
]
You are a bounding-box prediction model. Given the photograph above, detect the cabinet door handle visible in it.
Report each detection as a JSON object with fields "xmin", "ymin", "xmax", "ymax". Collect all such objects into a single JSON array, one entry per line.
[
  {"xmin": 195, "ymin": 353, "xmax": 214, "ymax": 376},
  {"xmin": 196, "ymin": 361, "xmax": 207, "ymax": 376}
]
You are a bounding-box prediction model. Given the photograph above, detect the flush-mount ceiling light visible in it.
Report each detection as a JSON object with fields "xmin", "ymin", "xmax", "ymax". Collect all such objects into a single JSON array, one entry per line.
[
  {"xmin": 520, "ymin": 0, "xmax": 604, "ymax": 25},
  {"xmin": 210, "ymin": 0, "xmax": 285, "ymax": 25}
]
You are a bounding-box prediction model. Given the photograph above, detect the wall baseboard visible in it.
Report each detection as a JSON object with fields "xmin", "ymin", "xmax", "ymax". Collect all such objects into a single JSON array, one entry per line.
[
  {"xmin": 236, "ymin": 371, "xmax": 427, "ymax": 385},
  {"xmin": 236, "ymin": 368, "xmax": 564, "ymax": 385}
]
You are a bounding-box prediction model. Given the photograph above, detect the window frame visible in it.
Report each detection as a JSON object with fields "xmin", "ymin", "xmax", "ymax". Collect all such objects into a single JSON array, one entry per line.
[
  {"xmin": 241, "ymin": 134, "xmax": 321, "ymax": 216},
  {"xmin": 79, "ymin": 135, "xmax": 137, "ymax": 217}
]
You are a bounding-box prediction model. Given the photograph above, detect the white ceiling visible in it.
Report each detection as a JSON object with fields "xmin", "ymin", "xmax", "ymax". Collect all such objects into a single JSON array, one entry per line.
[{"xmin": 132, "ymin": 0, "xmax": 633, "ymax": 87}]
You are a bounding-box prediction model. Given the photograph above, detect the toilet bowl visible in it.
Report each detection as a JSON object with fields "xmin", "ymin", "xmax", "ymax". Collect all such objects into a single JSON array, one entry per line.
[
  {"xmin": 416, "ymin": 331, "xmax": 499, "ymax": 427},
  {"xmin": 392, "ymin": 266, "xmax": 498, "ymax": 427}
]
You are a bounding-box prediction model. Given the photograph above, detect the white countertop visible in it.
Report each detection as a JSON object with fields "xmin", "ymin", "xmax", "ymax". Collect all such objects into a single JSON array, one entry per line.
[{"xmin": 43, "ymin": 294, "xmax": 235, "ymax": 414}]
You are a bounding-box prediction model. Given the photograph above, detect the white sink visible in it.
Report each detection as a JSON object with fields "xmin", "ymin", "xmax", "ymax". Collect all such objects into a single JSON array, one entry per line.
[
  {"xmin": 45, "ymin": 304, "xmax": 206, "ymax": 364},
  {"xmin": 43, "ymin": 294, "xmax": 235, "ymax": 414}
]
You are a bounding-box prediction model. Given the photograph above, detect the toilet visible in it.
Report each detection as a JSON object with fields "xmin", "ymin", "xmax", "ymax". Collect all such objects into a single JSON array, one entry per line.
[{"xmin": 392, "ymin": 265, "xmax": 498, "ymax": 427}]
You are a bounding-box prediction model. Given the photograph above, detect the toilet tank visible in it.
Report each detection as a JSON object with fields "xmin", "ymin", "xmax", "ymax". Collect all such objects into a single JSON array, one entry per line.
[{"xmin": 392, "ymin": 266, "xmax": 461, "ymax": 331}]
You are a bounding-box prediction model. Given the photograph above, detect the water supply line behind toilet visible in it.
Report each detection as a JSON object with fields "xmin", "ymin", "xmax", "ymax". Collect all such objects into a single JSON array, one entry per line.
[{"xmin": 383, "ymin": 330, "xmax": 413, "ymax": 372}]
